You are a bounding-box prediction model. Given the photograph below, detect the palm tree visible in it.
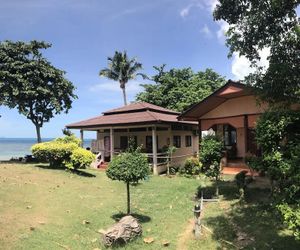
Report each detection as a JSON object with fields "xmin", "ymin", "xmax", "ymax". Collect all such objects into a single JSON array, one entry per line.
[{"xmin": 99, "ymin": 51, "xmax": 146, "ymax": 105}]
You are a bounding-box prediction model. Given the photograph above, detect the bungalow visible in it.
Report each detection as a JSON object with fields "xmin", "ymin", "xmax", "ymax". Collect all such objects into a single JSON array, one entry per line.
[
  {"xmin": 179, "ymin": 80, "xmax": 268, "ymax": 162},
  {"xmin": 179, "ymin": 80, "xmax": 300, "ymax": 168},
  {"xmin": 66, "ymin": 102, "xmax": 199, "ymax": 174}
]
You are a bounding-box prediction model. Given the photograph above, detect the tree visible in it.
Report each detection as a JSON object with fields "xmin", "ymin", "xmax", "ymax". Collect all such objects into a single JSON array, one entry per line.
[
  {"xmin": 214, "ymin": 0, "xmax": 300, "ymax": 107},
  {"xmin": 0, "ymin": 40, "xmax": 77, "ymax": 143},
  {"xmin": 200, "ymin": 135, "xmax": 223, "ymax": 197},
  {"xmin": 106, "ymin": 148, "xmax": 149, "ymax": 214},
  {"xmin": 99, "ymin": 51, "xmax": 146, "ymax": 106},
  {"xmin": 136, "ymin": 66, "xmax": 225, "ymax": 112}
]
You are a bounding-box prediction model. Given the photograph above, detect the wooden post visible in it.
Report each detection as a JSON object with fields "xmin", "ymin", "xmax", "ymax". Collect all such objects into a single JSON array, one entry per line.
[
  {"xmin": 244, "ymin": 115, "xmax": 248, "ymax": 155},
  {"xmin": 110, "ymin": 127, "xmax": 114, "ymax": 160},
  {"xmin": 80, "ymin": 129, "xmax": 84, "ymax": 148},
  {"xmin": 152, "ymin": 126, "xmax": 158, "ymax": 175}
]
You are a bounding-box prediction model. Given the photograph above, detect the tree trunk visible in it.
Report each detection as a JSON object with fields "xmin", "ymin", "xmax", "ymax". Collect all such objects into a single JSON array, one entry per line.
[
  {"xmin": 35, "ymin": 124, "xmax": 42, "ymax": 143},
  {"xmin": 126, "ymin": 182, "xmax": 130, "ymax": 214},
  {"xmin": 215, "ymin": 177, "xmax": 219, "ymax": 197},
  {"xmin": 122, "ymin": 86, "xmax": 127, "ymax": 106}
]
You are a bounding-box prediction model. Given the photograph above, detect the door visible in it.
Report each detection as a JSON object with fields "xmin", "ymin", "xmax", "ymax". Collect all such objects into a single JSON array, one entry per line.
[
  {"xmin": 104, "ymin": 136, "xmax": 110, "ymax": 158},
  {"xmin": 247, "ymin": 129, "xmax": 261, "ymax": 156}
]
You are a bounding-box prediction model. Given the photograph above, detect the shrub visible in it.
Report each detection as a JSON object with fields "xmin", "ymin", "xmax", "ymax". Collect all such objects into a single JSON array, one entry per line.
[
  {"xmin": 106, "ymin": 149, "xmax": 149, "ymax": 214},
  {"xmin": 32, "ymin": 141, "xmax": 78, "ymax": 167},
  {"xmin": 55, "ymin": 134, "xmax": 81, "ymax": 146},
  {"xmin": 235, "ymin": 170, "xmax": 253, "ymax": 201},
  {"xmin": 200, "ymin": 135, "xmax": 223, "ymax": 196},
  {"xmin": 278, "ymin": 204, "xmax": 300, "ymax": 241},
  {"xmin": 65, "ymin": 148, "xmax": 95, "ymax": 170},
  {"xmin": 255, "ymin": 110, "xmax": 300, "ymax": 240},
  {"xmin": 179, "ymin": 157, "xmax": 202, "ymax": 177}
]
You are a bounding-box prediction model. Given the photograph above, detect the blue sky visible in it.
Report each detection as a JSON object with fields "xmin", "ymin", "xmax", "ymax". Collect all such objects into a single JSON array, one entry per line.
[{"xmin": 0, "ymin": 0, "xmax": 268, "ymax": 138}]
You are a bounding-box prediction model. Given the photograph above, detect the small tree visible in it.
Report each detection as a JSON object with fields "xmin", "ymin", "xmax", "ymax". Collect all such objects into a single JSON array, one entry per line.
[
  {"xmin": 106, "ymin": 148, "xmax": 149, "ymax": 214},
  {"xmin": 166, "ymin": 146, "xmax": 176, "ymax": 176},
  {"xmin": 200, "ymin": 135, "xmax": 223, "ymax": 197}
]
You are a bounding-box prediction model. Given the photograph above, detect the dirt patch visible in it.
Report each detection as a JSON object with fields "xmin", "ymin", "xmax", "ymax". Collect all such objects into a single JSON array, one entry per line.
[{"xmin": 177, "ymin": 218, "xmax": 194, "ymax": 250}]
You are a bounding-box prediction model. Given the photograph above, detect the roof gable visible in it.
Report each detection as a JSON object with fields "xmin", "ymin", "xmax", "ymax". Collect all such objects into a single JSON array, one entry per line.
[{"xmin": 179, "ymin": 80, "xmax": 253, "ymax": 120}]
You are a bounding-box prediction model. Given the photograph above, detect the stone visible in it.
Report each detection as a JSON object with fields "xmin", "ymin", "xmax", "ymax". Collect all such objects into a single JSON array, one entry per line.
[
  {"xmin": 143, "ymin": 237, "xmax": 154, "ymax": 244},
  {"xmin": 101, "ymin": 215, "xmax": 142, "ymax": 247}
]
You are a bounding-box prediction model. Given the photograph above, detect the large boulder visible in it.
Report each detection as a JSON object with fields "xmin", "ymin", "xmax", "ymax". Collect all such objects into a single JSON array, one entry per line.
[{"xmin": 102, "ymin": 215, "xmax": 142, "ymax": 247}]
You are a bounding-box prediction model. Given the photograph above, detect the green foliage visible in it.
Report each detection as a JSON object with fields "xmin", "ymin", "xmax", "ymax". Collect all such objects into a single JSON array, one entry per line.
[
  {"xmin": 278, "ymin": 204, "xmax": 300, "ymax": 241},
  {"xmin": 62, "ymin": 128, "xmax": 74, "ymax": 137},
  {"xmin": 200, "ymin": 135, "xmax": 223, "ymax": 178},
  {"xmin": 254, "ymin": 110, "xmax": 300, "ymax": 239},
  {"xmin": 214, "ymin": 0, "xmax": 300, "ymax": 106},
  {"xmin": 245, "ymin": 154, "xmax": 262, "ymax": 172},
  {"xmin": 31, "ymin": 141, "xmax": 78, "ymax": 167},
  {"xmin": 200, "ymin": 135, "xmax": 223, "ymax": 196},
  {"xmin": 65, "ymin": 148, "xmax": 95, "ymax": 170},
  {"xmin": 55, "ymin": 134, "xmax": 81, "ymax": 146},
  {"xmin": 99, "ymin": 51, "xmax": 146, "ymax": 105},
  {"xmin": 136, "ymin": 66, "xmax": 225, "ymax": 112},
  {"xmin": 235, "ymin": 170, "xmax": 253, "ymax": 200},
  {"xmin": 0, "ymin": 40, "xmax": 77, "ymax": 142},
  {"xmin": 106, "ymin": 149, "xmax": 149, "ymax": 184},
  {"xmin": 179, "ymin": 157, "xmax": 202, "ymax": 177},
  {"xmin": 106, "ymin": 149, "xmax": 149, "ymax": 214},
  {"xmin": 31, "ymin": 135, "xmax": 91, "ymax": 170}
]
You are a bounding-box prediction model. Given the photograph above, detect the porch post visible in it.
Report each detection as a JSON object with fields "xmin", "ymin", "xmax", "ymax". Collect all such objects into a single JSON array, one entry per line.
[
  {"xmin": 80, "ymin": 129, "xmax": 84, "ymax": 148},
  {"xmin": 110, "ymin": 127, "xmax": 114, "ymax": 160},
  {"xmin": 244, "ymin": 115, "xmax": 248, "ymax": 155},
  {"xmin": 152, "ymin": 126, "xmax": 158, "ymax": 175}
]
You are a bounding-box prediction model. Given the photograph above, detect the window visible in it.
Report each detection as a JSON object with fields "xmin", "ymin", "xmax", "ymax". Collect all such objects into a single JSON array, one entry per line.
[
  {"xmin": 173, "ymin": 136, "xmax": 181, "ymax": 148},
  {"xmin": 185, "ymin": 135, "xmax": 192, "ymax": 147},
  {"xmin": 146, "ymin": 136, "xmax": 158, "ymax": 153},
  {"xmin": 120, "ymin": 136, "xmax": 128, "ymax": 150}
]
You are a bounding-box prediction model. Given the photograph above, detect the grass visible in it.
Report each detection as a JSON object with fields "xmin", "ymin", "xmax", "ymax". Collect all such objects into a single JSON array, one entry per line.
[{"xmin": 0, "ymin": 163, "xmax": 299, "ymax": 250}]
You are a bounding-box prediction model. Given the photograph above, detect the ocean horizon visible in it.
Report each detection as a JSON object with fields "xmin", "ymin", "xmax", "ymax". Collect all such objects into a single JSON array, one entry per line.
[{"xmin": 0, "ymin": 138, "xmax": 93, "ymax": 161}]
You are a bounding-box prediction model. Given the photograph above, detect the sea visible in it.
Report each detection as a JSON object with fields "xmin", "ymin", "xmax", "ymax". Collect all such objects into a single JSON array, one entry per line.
[{"xmin": 0, "ymin": 138, "xmax": 93, "ymax": 161}]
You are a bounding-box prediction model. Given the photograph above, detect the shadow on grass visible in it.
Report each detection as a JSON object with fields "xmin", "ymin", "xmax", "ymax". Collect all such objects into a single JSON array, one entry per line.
[
  {"xmin": 195, "ymin": 179, "xmax": 238, "ymax": 201},
  {"xmin": 111, "ymin": 212, "xmax": 151, "ymax": 223},
  {"xmin": 196, "ymin": 179, "xmax": 300, "ymax": 250},
  {"xmin": 33, "ymin": 164, "xmax": 96, "ymax": 177}
]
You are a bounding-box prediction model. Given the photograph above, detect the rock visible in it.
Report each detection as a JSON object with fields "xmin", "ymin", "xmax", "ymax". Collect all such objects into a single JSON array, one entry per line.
[
  {"xmin": 143, "ymin": 237, "xmax": 154, "ymax": 244},
  {"xmin": 102, "ymin": 215, "xmax": 142, "ymax": 247},
  {"xmin": 162, "ymin": 240, "xmax": 170, "ymax": 246},
  {"xmin": 82, "ymin": 220, "xmax": 90, "ymax": 225}
]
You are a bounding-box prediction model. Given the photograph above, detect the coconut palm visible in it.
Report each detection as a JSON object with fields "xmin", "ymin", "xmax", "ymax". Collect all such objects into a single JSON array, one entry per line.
[{"xmin": 99, "ymin": 51, "xmax": 146, "ymax": 105}]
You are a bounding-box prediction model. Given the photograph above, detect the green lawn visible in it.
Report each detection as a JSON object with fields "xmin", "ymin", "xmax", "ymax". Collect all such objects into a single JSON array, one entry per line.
[{"xmin": 0, "ymin": 163, "xmax": 299, "ymax": 250}]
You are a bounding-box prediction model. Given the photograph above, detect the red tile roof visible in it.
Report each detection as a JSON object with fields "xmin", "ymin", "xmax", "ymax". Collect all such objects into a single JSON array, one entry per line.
[{"xmin": 66, "ymin": 102, "xmax": 196, "ymax": 129}]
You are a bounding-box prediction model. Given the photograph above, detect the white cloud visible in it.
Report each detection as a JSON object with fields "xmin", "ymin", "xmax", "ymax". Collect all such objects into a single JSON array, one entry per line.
[
  {"xmin": 89, "ymin": 80, "xmax": 143, "ymax": 94},
  {"xmin": 216, "ymin": 20, "xmax": 229, "ymax": 43},
  {"xmin": 200, "ymin": 24, "xmax": 212, "ymax": 38},
  {"xmin": 180, "ymin": 5, "xmax": 192, "ymax": 18},
  {"xmin": 232, "ymin": 48, "xmax": 270, "ymax": 80}
]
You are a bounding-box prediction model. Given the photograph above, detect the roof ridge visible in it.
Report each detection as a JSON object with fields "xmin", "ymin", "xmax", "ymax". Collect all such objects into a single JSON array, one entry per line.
[{"xmin": 146, "ymin": 110, "xmax": 160, "ymax": 121}]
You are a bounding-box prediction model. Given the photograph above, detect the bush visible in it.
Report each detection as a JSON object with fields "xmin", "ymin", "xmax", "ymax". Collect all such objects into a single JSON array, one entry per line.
[
  {"xmin": 255, "ymin": 110, "xmax": 300, "ymax": 240},
  {"xmin": 55, "ymin": 134, "xmax": 81, "ymax": 146},
  {"xmin": 235, "ymin": 170, "xmax": 253, "ymax": 200},
  {"xmin": 278, "ymin": 204, "xmax": 300, "ymax": 241},
  {"xmin": 65, "ymin": 148, "xmax": 95, "ymax": 170},
  {"xmin": 179, "ymin": 157, "xmax": 202, "ymax": 177},
  {"xmin": 32, "ymin": 141, "xmax": 78, "ymax": 167},
  {"xmin": 200, "ymin": 135, "xmax": 223, "ymax": 196}
]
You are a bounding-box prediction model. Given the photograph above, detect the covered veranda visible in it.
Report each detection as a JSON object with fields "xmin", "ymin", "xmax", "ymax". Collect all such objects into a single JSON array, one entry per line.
[{"xmin": 66, "ymin": 102, "xmax": 199, "ymax": 175}]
